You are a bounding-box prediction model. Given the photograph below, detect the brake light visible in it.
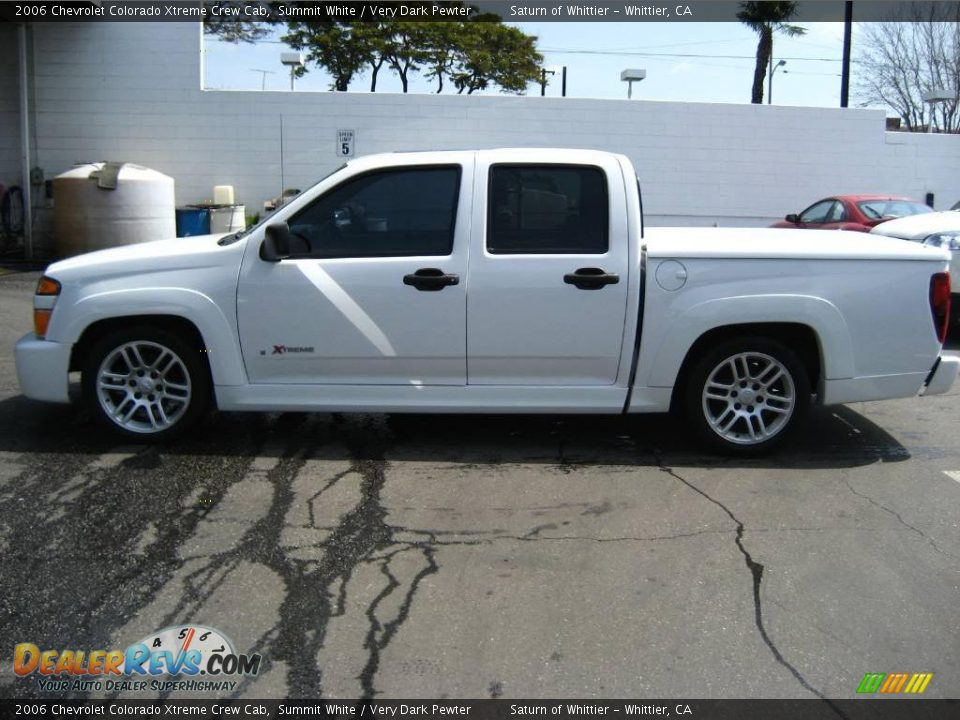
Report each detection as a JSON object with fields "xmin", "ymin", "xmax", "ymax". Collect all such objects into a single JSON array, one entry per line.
[{"xmin": 930, "ymin": 272, "xmax": 951, "ymax": 343}]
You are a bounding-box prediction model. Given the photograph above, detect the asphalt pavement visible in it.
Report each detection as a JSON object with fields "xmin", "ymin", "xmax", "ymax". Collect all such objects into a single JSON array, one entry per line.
[{"xmin": 0, "ymin": 271, "xmax": 958, "ymax": 700}]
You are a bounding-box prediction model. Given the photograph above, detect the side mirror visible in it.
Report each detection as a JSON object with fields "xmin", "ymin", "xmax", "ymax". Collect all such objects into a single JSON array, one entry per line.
[
  {"xmin": 260, "ymin": 223, "xmax": 291, "ymax": 262},
  {"xmin": 785, "ymin": 213, "xmax": 800, "ymax": 224}
]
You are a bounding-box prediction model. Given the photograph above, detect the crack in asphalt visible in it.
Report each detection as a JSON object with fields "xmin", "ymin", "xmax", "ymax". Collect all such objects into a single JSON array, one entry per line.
[
  {"xmin": 652, "ymin": 457, "xmax": 847, "ymax": 718},
  {"xmin": 841, "ymin": 475, "xmax": 960, "ymax": 564},
  {"xmin": 359, "ymin": 545, "xmax": 439, "ymax": 698},
  {"xmin": 222, "ymin": 414, "xmax": 437, "ymax": 699}
]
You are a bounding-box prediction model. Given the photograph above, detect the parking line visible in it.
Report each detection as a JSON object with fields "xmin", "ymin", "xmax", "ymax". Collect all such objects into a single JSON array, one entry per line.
[{"xmin": 943, "ymin": 471, "xmax": 960, "ymax": 484}]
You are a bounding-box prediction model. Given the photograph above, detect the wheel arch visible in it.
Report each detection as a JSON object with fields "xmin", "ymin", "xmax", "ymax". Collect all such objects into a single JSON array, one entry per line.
[
  {"xmin": 669, "ymin": 322, "xmax": 823, "ymax": 413},
  {"xmin": 641, "ymin": 293, "xmax": 854, "ymax": 395},
  {"xmin": 58, "ymin": 287, "xmax": 248, "ymax": 387},
  {"xmin": 71, "ymin": 314, "xmax": 207, "ymax": 373}
]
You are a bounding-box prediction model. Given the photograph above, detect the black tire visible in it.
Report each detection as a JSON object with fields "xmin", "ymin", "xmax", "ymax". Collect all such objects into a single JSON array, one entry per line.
[
  {"xmin": 683, "ymin": 337, "xmax": 811, "ymax": 456},
  {"xmin": 82, "ymin": 325, "xmax": 210, "ymax": 442}
]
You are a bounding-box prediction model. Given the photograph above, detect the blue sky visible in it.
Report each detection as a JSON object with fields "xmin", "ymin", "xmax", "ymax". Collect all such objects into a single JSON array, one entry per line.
[{"xmin": 203, "ymin": 21, "xmax": 863, "ymax": 110}]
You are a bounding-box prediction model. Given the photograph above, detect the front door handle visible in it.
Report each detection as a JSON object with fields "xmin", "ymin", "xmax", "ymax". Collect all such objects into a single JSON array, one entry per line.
[
  {"xmin": 403, "ymin": 268, "xmax": 460, "ymax": 292},
  {"xmin": 564, "ymin": 267, "xmax": 620, "ymax": 290}
]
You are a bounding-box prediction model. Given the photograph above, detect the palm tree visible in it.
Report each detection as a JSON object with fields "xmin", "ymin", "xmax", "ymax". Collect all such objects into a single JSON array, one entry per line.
[{"xmin": 737, "ymin": 1, "xmax": 806, "ymax": 104}]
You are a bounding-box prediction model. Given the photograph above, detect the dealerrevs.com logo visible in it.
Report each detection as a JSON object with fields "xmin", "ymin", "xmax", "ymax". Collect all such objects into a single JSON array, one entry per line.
[{"xmin": 14, "ymin": 625, "xmax": 262, "ymax": 693}]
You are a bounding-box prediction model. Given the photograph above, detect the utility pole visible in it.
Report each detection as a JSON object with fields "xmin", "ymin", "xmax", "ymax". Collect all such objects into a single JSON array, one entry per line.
[{"xmin": 840, "ymin": 1, "xmax": 853, "ymax": 107}]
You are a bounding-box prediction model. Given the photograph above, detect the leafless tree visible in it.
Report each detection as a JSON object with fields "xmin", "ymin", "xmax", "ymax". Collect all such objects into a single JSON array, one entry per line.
[{"xmin": 857, "ymin": 2, "xmax": 960, "ymax": 132}]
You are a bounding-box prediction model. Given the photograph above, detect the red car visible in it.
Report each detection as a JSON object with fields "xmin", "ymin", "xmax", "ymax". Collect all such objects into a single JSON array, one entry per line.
[{"xmin": 772, "ymin": 194, "xmax": 932, "ymax": 232}]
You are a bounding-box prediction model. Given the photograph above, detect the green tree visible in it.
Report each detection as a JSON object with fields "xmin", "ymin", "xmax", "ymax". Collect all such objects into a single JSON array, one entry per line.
[
  {"xmin": 421, "ymin": 23, "xmax": 462, "ymax": 93},
  {"xmin": 282, "ymin": 23, "xmax": 370, "ymax": 92},
  {"xmin": 380, "ymin": 23, "xmax": 431, "ymax": 93},
  {"xmin": 203, "ymin": 2, "xmax": 294, "ymax": 43},
  {"xmin": 736, "ymin": 1, "xmax": 805, "ymax": 104},
  {"xmin": 207, "ymin": 6, "xmax": 543, "ymax": 96},
  {"xmin": 451, "ymin": 23, "xmax": 543, "ymax": 95},
  {"xmin": 353, "ymin": 23, "xmax": 393, "ymax": 92}
]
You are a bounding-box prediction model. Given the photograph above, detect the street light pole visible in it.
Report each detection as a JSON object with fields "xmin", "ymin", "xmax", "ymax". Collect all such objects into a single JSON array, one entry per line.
[
  {"xmin": 768, "ymin": 59, "xmax": 786, "ymax": 105},
  {"xmin": 922, "ymin": 89, "xmax": 954, "ymax": 133},
  {"xmin": 280, "ymin": 53, "xmax": 304, "ymax": 92},
  {"xmin": 539, "ymin": 68, "xmax": 555, "ymax": 96}
]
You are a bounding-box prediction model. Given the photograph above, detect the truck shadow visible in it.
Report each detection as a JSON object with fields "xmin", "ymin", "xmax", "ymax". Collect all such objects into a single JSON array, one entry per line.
[{"xmin": 0, "ymin": 393, "xmax": 910, "ymax": 471}]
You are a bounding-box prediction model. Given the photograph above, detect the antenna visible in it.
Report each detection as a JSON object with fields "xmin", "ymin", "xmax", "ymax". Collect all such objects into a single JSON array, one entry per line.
[{"xmin": 250, "ymin": 69, "xmax": 276, "ymax": 91}]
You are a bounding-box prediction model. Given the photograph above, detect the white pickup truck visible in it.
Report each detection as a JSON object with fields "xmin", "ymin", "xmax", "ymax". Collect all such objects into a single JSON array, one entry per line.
[{"xmin": 14, "ymin": 149, "xmax": 959, "ymax": 454}]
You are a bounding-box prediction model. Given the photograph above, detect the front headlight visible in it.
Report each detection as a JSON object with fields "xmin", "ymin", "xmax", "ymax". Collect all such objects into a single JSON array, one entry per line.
[{"xmin": 923, "ymin": 232, "xmax": 960, "ymax": 251}]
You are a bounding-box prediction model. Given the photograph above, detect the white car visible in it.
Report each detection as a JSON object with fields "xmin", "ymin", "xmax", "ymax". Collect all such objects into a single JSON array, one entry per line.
[
  {"xmin": 14, "ymin": 149, "xmax": 959, "ymax": 454},
  {"xmin": 871, "ymin": 210, "xmax": 960, "ymax": 295}
]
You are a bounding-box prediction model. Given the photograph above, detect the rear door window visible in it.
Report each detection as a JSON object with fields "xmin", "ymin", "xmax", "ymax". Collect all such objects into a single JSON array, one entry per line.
[{"xmin": 487, "ymin": 165, "xmax": 608, "ymax": 254}]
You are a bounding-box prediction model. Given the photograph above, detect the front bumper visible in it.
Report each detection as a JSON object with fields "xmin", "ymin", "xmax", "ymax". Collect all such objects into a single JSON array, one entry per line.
[
  {"xmin": 14, "ymin": 333, "xmax": 72, "ymax": 403},
  {"xmin": 923, "ymin": 355, "xmax": 960, "ymax": 396}
]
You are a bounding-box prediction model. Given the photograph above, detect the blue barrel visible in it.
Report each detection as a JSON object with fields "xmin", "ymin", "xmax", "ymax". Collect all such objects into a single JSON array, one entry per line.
[{"xmin": 176, "ymin": 207, "xmax": 210, "ymax": 237}]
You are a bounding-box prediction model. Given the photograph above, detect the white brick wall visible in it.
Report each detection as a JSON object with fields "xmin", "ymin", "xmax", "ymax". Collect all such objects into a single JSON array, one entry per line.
[{"xmin": 3, "ymin": 21, "xmax": 959, "ymax": 236}]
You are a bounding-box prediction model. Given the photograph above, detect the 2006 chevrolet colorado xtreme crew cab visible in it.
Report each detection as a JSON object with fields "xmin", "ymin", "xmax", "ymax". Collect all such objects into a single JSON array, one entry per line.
[{"xmin": 14, "ymin": 149, "xmax": 959, "ymax": 454}]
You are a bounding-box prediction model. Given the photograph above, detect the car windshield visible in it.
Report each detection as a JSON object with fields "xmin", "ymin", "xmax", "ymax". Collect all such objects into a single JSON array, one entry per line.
[{"xmin": 857, "ymin": 200, "xmax": 932, "ymax": 220}]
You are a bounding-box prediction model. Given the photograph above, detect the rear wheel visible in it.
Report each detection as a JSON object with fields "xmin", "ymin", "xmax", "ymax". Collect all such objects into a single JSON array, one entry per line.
[
  {"xmin": 684, "ymin": 337, "xmax": 810, "ymax": 455},
  {"xmin": 82, "ymin": 326, "xmax": 210, "ymax": 441}
]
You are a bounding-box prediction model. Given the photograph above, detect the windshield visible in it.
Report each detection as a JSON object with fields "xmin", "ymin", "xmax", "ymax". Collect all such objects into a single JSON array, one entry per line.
[
  {"xmin": 218, "ymin": 164, "xmax": 349, "ymax": 245},
  {"xmin": 857, "ymin": 199, "xmax": 932, "ymax": 221}
]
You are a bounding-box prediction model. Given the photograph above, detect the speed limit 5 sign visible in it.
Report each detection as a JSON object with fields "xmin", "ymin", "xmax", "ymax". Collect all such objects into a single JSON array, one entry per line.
[{"xmin": 337, "ymin": 130, "xmax": 355, "ymax": 157}]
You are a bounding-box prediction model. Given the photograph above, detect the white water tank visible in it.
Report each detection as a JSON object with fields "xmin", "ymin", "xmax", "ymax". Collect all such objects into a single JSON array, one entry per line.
[{"xmin": 53, "ymin": 162, "xmax": 175, "ymax": 258}]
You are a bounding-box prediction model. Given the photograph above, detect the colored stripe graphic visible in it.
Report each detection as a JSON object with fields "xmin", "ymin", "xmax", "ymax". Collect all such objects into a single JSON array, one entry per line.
[
  {"xmin": 880, "ymin": 672, "xmax": 908, "ymax": 693},
  {"xmin": 904, "ymin": 673, "xmax": 933, "ymax": 694},
  {"xmin": 857, "ymin": 672, "xmax": 933, "ymax": 694},
  {"xmin": 856, "ymin": 673, "xmax": 885, "ymax": 693}
]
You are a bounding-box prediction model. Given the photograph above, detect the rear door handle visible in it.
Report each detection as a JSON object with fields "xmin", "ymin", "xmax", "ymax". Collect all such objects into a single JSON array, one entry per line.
[
  {"xmin": 403, "ymin": 268, "xmax": 460, "ymax": 292},
  {"xmin": 564, "ymin": 267, "xmax": 620, "ymax": 290}
]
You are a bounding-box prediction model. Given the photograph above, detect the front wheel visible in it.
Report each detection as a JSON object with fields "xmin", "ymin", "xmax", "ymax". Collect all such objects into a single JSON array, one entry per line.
[
  {"xmin": 684, "ymin": 337, "xmax": 811, "ymax": 455},
  {"xmin": 82, "ymin": 326, "xmax": 210, "ymax": 441}
]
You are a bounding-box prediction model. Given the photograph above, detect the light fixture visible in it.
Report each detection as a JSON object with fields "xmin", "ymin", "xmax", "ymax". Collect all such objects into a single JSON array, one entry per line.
[
  {"xmin": 620, "ymin": 69, "xmax": 646, "ymax": 99},
  {"xmin": 281, "ymin": 52, "xmax": 305, "ymax": 92}
]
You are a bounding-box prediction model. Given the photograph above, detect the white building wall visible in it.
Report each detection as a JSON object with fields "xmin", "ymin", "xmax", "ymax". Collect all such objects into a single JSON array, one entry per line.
[{"xmin": 5, "ymin": 21, "xmax": 960, "ymax": 237}]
